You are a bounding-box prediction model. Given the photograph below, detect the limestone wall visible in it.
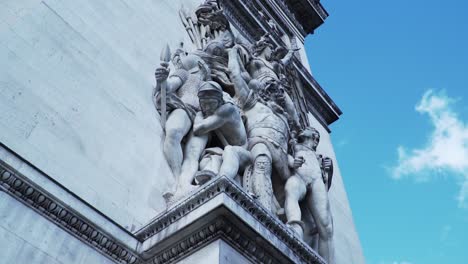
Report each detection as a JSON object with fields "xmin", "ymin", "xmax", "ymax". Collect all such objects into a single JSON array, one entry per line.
[
  {"xmin": 0, "ymin": 0, "xmax": 201, "ymax": 231},
  {"xmin": 0, "ymin": 191, "xmax": 115, "ymax": 264}
]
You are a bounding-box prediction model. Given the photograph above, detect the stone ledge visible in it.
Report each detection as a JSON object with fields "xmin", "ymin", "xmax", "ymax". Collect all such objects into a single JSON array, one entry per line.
[
  {"xmin": 0, "ymin": 159, "xmax": 141, "ymax": 264},
  {"xmin": 136, "ymin": 176, "xmax": 326, "ymax": 264}
]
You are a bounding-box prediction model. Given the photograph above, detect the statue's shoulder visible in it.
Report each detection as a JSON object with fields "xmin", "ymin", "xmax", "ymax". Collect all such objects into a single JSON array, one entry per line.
[{"xmin": 294, "ymin": 144, "xmax": 313, "ymax": 154}]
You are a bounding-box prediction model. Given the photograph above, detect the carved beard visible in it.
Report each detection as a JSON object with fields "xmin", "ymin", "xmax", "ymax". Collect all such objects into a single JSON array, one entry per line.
[{"xmin": 251, "ymin": 157, "xmax": 273, "ymax": 210}]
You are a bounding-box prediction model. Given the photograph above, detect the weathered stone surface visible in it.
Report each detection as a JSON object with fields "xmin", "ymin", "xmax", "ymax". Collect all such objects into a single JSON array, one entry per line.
[
  {"xmin": 0, "ymin": 0, "xmax": 365, "ymax": 263},
  {"xmin": 177, "ymin": 239, "xmax": 252, "ymax": 264},
  {"xmin": 0, "ymin": 191, "xmax": 115, "ymax": 264},
  {"xmin": 137, "ymin": 176, "xmax": 326, "ymax": 264},
  {"xmin": 0, "ymin": 0, "xmax": 202, "ymax": 231}
]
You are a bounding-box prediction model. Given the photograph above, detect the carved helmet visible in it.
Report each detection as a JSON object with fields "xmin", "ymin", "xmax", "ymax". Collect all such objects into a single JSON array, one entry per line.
[{"xmin": 198, "ymin": 81, "xmax": 223, "ymax": 99}]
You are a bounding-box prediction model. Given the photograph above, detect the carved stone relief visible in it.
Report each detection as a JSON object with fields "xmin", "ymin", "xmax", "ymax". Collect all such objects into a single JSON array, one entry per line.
[{"xmin": 152, "ymin": 1, "xmax": 335, "ymax": 262}]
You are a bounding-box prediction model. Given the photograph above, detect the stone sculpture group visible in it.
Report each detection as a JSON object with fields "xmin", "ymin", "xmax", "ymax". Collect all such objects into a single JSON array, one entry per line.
[{"xmin": 152, "ymin": 1, "xmax": 335, "ymax": 262}]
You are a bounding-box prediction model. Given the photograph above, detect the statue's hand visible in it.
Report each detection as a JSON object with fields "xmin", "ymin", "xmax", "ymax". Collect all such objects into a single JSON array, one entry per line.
[
  {"xmin": 289, "ymin": 137, "xmax": 298, "ymax": 149},
  {"xmin": 293, "ymin": 156, "xmax": 305, "ymax": 169},
  {"xmin": 155, "ymin": 66, "xmax": 169, "ymax": 83}
]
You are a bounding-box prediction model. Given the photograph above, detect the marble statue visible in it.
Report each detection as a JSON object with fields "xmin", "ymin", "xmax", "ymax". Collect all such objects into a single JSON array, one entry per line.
[
  {"xmin": 191, "ymin": 81, "xmax": 251, "ymax": 185},
  {"xmin": 153, "ymin": 49, "xmax": 210, "ymax": 199},
  {"xmin": 246, "ymin": 35, "xmax": 301, "ymax": 133},
  {"xmin": 248, "ymin": 34, "xmax": 296, "ymax": 84},
  {"xmin": 228, "ymin": 45, "xmax": 295, "ymax": 212},
  {"xmin": 152, "ymin": 3, "xmax": 336, "ymax": 261},
  {"xmin": 284, "ymin": 127, "xmax": 335, "ymax": 263}
]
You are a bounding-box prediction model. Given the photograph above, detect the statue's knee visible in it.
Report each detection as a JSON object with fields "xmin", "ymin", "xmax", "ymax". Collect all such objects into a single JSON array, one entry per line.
[
  {"xmin": 321, "ymin": 218, "xmax": 334, "ymax": 239},
  {"xmin": 223, "ymin": 145, "xmax": 234, "ymax": 154},
  {"xmin": 165, "ymin": 129, "xmax": 184, "ymax": 145}
]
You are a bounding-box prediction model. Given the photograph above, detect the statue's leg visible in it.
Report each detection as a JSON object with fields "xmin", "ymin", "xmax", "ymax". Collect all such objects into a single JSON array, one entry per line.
[
  {"xmin": 271, "ymin": 150, "xmax": 291, "ymax": 182},
  {"xmin": 249, "ymin": 143, "xmax": 274, "ymax": 212},
  {"xmin": 178, "ymin": 131, "xmax": 209, "ymax": 193},
  {"xmin": 284, "ymin": 175, "xmax": 306, "ymax": 237},
  {"xmin": 219, "ymin": 146, "xmax": 251, "ymax": 179},
  {"xmin": 164, "ymin": 109, "xmax": 191, "ymax": 180},
  {"xmin": 307, "ymin": 180, "xmax": 335, "ymax": 263}
]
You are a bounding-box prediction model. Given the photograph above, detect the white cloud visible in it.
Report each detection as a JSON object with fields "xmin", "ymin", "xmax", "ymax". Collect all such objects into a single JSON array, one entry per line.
[{"xmin": 391, "ymin": 90, "xmax": 468, "ymax": 208}]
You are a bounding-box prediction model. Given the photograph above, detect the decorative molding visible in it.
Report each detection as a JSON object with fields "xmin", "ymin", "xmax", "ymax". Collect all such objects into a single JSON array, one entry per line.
[
  {"xmin": 149, "ymin": 217, "xmax": 280, "ymax": 264},
  {"xmin": 0, "ymin": 160, "xmax": 141, "ymax": 264},
  {"xmin": 136, "ymin": 176, "xmax": 325, "ymax": 264},
  {"xmin": 0, "ymin": 155, "xmax": 325, "ymax": 264},
  {"xmin": 281, "ymin": 0, "xmax": 329, "ymax": 34}
]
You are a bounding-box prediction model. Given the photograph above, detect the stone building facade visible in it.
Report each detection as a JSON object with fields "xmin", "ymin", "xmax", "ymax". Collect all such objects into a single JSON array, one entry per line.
[{"xmin": 0, "ymin": 0, "xmax": 364, "ymax": 263}]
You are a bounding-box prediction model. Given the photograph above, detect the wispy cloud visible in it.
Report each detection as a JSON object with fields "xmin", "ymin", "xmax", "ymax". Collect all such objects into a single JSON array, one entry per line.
[{"xmin": 391, "ymin": 90, "xmax": 468, "ymax": 208}]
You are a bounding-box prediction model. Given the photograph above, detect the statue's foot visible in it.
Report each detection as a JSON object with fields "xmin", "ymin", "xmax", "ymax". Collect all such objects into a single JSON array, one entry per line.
[
  {"xmin": 170, "ymin": 185, "xmax": 200, "ymax": 203},
  {"xmin": 194, "ymin": 170, "xmax": 217, "ymax": 185},
  {"xmin": 247, "ymin": 192, "xmax": 259, "ymax": 199},
  {"xmin": 162, "ymin": 191, "xmax": 175, "ymax": 206},
  {"xmin": 286, "ymin": 220, "xmax": 305, "ymax": 239}
]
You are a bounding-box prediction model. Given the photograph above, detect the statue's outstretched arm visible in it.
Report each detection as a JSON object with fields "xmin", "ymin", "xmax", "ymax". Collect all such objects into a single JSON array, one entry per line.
[
  {"xmin": 284, "ymin": 93, "xmax": 300, "ymax": 128},
  {"xmin": 228, "ymin": 46, "xmax": 250, "ymax": 105},
  {"xmin": 281, "ymin": 48, "xmax": 300, "ymax": 66},
  {"xmin": 193, "ymin": 104, "xmax": 232, "ymax": 136}
]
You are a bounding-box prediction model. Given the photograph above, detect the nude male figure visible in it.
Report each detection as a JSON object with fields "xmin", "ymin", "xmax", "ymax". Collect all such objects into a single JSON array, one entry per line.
[
  {"xmin": 154, "ymin": 51, "xmax": 209, "ymax": 197},
  {"xmin": 284, "ymin": 127, "xmax": 335, "ymax": 263}
]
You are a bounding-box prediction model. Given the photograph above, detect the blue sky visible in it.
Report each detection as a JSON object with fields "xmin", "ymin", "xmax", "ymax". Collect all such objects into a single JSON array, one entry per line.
[{"xmin": 304, "ymin": 0, "xmax": 468, "ymax": 263}]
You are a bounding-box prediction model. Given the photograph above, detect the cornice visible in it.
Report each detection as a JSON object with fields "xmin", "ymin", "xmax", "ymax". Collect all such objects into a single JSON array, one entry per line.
[
  {"xmin": 282, "ymin": 0, "xmax": 329, "ymax": 34},
  {"xmin": 136, "ymin": 176, "xmax": 326, "ymax": 264},
  {"xmin": 0, "ymin": 156, "xmax": 325, "ymax": 263},
  {"xmin": 0, "ymin": 160, "xmax": 141, "ymax": 264},
  {"xmin": 148, "ymin": 216, "xmax": 280, "ymax": 264}
]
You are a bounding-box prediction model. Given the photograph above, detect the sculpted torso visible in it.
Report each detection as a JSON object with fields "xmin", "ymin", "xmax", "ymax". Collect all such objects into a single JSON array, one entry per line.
[
  {"xmin": 245, "ymin": 102, "xmax": 289, "ymax": 150},
  {"xmin": 247, "ymin": 58, "xmax": 278, "ymax": 84},
  {"xmin": 176, "ymin": 74, "xmax": 202, "ymax": 110},
  {"xmin": 294, "ymin": 145, "xmax": 322, "ymax": 185}
]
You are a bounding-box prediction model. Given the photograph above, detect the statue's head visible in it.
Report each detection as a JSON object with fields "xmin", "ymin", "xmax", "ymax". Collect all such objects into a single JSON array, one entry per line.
[
  {"xmin": 298, "ymin": 127, "xmax": 320, "ymax": 150},
  {"xmin": 178, "ymin": 54, "xmax": 202, "ymax": 70},
  {"xmin": 252, "ymin": 35, "xmax": 274, "ymax": 59},
  {"xmin": 174, "ymin": 53, "xmax": 210, "ymax": 80},
  {"xmin": 254, "ymin": 155, "xmax": 270, "ymax": 171},
  {"xmin": 204, "ymin": 40, "xmax": 227, "ymax": 58},
  {"xmin": 196, "ymin": 0, "xmax": 229, "ymax": 31},
  {"xmin": 272, "ymin": 46, "xmax": 288, "ymax": 60},
  {"xmin": 171, "ymin": 48, "xmax": 186, "ymax": 69},
  {"xmin": 198, "ymin": 81, "xmax": 224, "ymax": 116}
]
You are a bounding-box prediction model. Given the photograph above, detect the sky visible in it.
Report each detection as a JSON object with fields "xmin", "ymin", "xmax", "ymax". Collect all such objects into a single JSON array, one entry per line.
[{"xmin": 304, "ymin": 0, "xmax": 468, "ymax": 263}]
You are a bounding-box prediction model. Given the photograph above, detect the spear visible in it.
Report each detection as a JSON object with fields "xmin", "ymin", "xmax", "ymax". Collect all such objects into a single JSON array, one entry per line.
[{"xmin": 159, "ymin": 44, "xmax": 171, "ymax": 130}]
